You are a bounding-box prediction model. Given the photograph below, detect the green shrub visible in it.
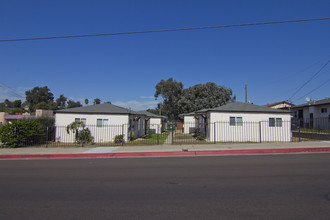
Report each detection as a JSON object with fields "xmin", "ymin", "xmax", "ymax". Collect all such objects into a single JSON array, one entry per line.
[
  {"xmin": 114, "ymin": 135, "xmax": 124, "ymax": 144},
  {"xmin": 144, "ymin": 133, "xmax": 153, "ymax": 139},
  {"xmin": 77, "ymin": 128, "xmax": 94, "ymax": 144},
  {"xmin": 34, "ymin": 116, "xmax": 55, "ymax": 127},
  {"xmin": 130, "ymin": 132, "xmax": 135, "ymax": 140},
  {"xmin": 66, "ymin": 121, "xmax": 94, "ymax": 144},
  {"xmin": 0, "ymin": 119, "xmax": 45, "ymax": 148},
  {"xmin": 192, "ymin": 127, "xmax": 201, "ymax": 137},
  {"xmin": 196, "ymin": 133, "xmax": 206, "ymax": 141}
]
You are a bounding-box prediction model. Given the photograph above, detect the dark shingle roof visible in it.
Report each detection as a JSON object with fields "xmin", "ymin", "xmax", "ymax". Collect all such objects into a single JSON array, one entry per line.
[
  {"xmin": 178, "ymin": 112, "xmax": 196, "ymax": 117},
  {"xmin": 292, "ymin": 98, "xmax": 330, "ymax": 108},
  {"xmin": 55, "ymin": 103, "xmax": 140, "ymax": 115},
  {"xmin": 137, "ymin": 111, "xmax": 167, "ymax": 119},
  {"xmin": 196, "ymin": 102, "xmax": 290, "ymax": 114}
]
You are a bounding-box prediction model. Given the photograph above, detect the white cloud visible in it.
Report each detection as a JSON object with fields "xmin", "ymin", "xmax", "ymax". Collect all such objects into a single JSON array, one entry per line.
[
  {"xmin": 140, "ymin": 95, "xmax": 155, "ymax": 99},
  {"xmin": 112, "ymin": 100, "xmax": 158, "ymax": 111}
]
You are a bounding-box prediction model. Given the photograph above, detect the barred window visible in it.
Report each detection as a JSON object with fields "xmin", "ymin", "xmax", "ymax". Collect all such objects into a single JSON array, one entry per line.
[
  {"xmin": 230, "ymin": 117, "xmax": 243, "ymax": 126},
  {"xmin": 269, "ymin": 118, "xmax": 282, "ymax": 127},
  {"xmin": 75, "ymin": 118, "xmax": 86, "ymax": 125},
  {"xmin": 229, "ymin": 117, "xmax": 236, "ymax": 126},
  {"xmin": 97, "ymin": 119, "xmax": 109, "ymax": 127}
]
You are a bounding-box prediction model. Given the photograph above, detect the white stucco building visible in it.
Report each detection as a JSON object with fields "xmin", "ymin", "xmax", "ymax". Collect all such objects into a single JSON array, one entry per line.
[
  {"xmin": 137, "ymin": 111, "xmax": 167, "ymax": 134},
  {"xmin": 179, "ymin": 112, "xmax": 198, "ymax": 134},
  {"xmin": 292, "ymin": 97, "xmax": 330, "ymax": 130},
  {"xmin": 196, "ymin": 102, "xmax": 292, "ymax": 143},
  {"xmin": 55, "ymin": 103, "xmax": 146, "ymax": 143}
]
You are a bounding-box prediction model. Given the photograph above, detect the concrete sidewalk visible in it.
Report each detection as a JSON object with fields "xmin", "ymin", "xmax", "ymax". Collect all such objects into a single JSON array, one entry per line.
[{"xmin": 0, "ymin": 141, "xmax": 329, "ymax": 156}]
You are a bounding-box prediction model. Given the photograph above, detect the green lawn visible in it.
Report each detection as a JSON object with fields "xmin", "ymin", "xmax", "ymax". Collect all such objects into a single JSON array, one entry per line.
[
  {"xmin": 297, "ymin": 128, "xmax": 330, "ymax": 134},
  {"xmin": 128, "ymin": 132, "xmax": 170, "ymax": 145}
]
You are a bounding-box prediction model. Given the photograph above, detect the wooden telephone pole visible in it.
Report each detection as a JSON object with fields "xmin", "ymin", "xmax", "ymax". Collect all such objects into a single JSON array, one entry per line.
[{"xmin": 245, "ymin": 84, "xmax": 248, "ymax": 103}]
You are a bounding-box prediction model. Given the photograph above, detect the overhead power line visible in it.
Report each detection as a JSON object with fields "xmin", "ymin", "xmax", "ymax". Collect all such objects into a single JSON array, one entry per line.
[
  {"xmin": 288, "ymin": 60, "xmax": 330, "ymax": 101},
  {"xmin": 1, "ymin": 17, "xmax": 330, "ymax": 42},
  {"xmin": 294, "ymin": 77, "xmax": 330, "ymax": 102}
]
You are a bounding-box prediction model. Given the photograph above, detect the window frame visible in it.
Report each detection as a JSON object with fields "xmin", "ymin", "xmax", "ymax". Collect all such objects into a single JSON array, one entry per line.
[
  {"xmin": 229, "ymin": 116, "xmax": 243, "ymax": 126},
  {"xmin": 75, "ymin": 118, "xmax": 86, "ymax": 126},
  {"xmin": 229, "ymin": 117, "xmax": 236, "ymax": 126},
  {"xmin": 269, "ymin": 117, "xmax": 282, "ymax": 127},
  {"xmin": 97, "ymin": 119, "xmax": 109, "ymax": 127}
]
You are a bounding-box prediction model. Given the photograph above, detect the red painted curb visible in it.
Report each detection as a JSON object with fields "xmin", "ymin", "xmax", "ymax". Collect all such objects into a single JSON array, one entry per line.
[{"xmin": 0, "ymin": 147, "xmax": 330, "ymax": 160}]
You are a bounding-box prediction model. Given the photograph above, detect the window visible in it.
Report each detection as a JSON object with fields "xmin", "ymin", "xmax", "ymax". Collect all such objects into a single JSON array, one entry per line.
[
  {"xmin": 97, "ymin": 119, "xmax": 109, "ymax": 127},
  {"xmin": 236, "ymin": 117, "xmax": 243, "ymax": 126},
  {"xmin": 229, "ymin": 117, "xmax": 236, "ymax": 126},
  {"xmin": 276, "ymin": 118, "xmax": 282, "ymax": 127},
  {"xmin": 75, "ymin": 118, "xmax": 86, "ymax": 125},
  {"xmin": 229, "ymin": 117, "xmax": 243, "ymax": 126},
  {"xmin": 269, "ymin": 118, "xmax": 282, "ymax": 127},
  {"xmin": 321, "ymin": 108, "xmax": 327, "ymax": 113}
]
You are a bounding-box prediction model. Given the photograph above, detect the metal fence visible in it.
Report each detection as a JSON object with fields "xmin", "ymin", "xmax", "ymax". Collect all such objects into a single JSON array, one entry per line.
[
  {"xmin": 174, "ymin": 121, "xmax": 292, "ymax": 144},
  {"xmin": 1, "ymin": 118, "xmax": 329, "ymax": 147},
  {"xmin": 291, "ymin": 117, "xmax": 330, "ymax": 141}
]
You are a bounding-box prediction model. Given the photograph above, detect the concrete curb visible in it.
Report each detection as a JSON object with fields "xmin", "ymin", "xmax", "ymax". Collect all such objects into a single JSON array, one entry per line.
[{"xmin": 1, "ymin": 147, "xmax": 330, "ymax": 160}]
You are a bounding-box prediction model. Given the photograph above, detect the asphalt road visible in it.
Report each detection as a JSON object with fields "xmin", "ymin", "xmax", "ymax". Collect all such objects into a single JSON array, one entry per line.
[{"xmin": 1, "ymin": 154, "xmax": 330, "ymax": 220}]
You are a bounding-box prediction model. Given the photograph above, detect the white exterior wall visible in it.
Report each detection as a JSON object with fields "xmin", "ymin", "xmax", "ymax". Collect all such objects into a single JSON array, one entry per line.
[
  {"xmin": 208, "ymin": 112, "xmax": 291, "ymax": 142},
  {"xmin": 55, "ymin": 113, "xmax": 130, "ymax": 143},
  {"xmin": 183, "ymin": 115, "xmax": 197, "ymax": 133},
  {"xmin": 294, "ymin": 104, "xmax": 330, "ymax": 129},
  {"xmin": 311, "ymin": 105, "xmax": 330, "ymax": 129},
  {"xmin": 149, "ymin": 118, "xmax": 162, "ymax": 134}
]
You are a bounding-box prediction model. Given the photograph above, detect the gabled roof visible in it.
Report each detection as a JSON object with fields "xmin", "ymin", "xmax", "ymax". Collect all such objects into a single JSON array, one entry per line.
[
  {"xmin": 137, "ymin": 111, "xmax": 167, "ymax": 119},
  {"xmin": 196, "ymin": 102, "xmax": 290, "ymax": 114},
  {"xmin": 292, "ymin": 97, "xmax": 330, "ymax": 108},
  {"xmin": 263, "ymin": 101, "xmax": 295, "ymax": 108},
  {"xmin": 55, "ymin": 103, "xmax": 140, "ymax": 115}
]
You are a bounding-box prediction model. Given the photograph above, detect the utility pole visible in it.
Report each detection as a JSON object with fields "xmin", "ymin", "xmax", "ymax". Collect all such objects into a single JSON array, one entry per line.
[{"xmin": 245, "ymin": 84, "xmax": 248, "ymax": 103}]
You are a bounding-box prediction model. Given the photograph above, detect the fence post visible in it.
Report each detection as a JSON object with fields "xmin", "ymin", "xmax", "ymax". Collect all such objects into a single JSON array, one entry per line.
[
  {"xmin": 46, "ymin": 127, "xmax": 48, "ymax": 148},
  {"xmin": 259, "ymin": 121, "xmax": 262, "ymax": 143},
  {"xmin": 81, "ymin": 129, "xmax": 84, "ymax": 147},
  {"xmin": 214, "ymin": 122, "xmax": 216, "ymax": 144},
  {"xmin": 171, "ymin": 125, "xmax": 174, "ymax": 145},
  {"xmin": 157, "ymin": 125, "xmax": 160, "ymax": 145},
  {"xmin": 122, "ymin": 124, "xmax": 125, "ymax": 146},
  {"xmin": 298, "ymin": 125, "xmax": 301, "ymax": 142}
]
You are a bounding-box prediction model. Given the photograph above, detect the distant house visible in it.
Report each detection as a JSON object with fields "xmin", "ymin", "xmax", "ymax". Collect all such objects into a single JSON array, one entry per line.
[
  {"xmin": 263, "ymin": 101, "xmax": 295, "ymax": 111},
  {"xmin": 196, "ymin": 102, "xmax": 291, "ymax": 142},
  {"xmin": 0, "ymin": 109, "xmax": 53, "ymax": 125},
  {"xmin": 55, "ymin": 103, "xmax": 146, "ymax": 143},
  {"xmin": 291, "ymin": 97, "xmax": 330, "ymax": 130},
  {"xmin": 179, "ymin": 112, "xmax": 197, "ymax": 134},
  {"xmin": 137, "ymin": 111, "xmax": 167, "ymax": 134}
]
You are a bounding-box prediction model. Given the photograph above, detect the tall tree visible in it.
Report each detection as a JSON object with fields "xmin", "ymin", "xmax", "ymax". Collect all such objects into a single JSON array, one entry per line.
[
  {"xmin": 4, "ymin": 99, "xmax": 12, "ymax": 108},
  {"xmin": 154, "ymin": 78, "xmax": 234, "ymax": 120},
  {"xmin": 177, "ymin": 82, "xmax": 233, "ymax": 113},
  {"xmin": 67, "ymin": 100, "xmax": 82, "ymax": 109},
  {"xmin": 13, "ymin": 100, "xmax": 22, "ymax": 108},
  {"xmin": 94, "ymin": 98, "xmax": 101, "ymax": 105},
  {"xmin": 56, "ymin": 94, "xmax": 67, "ymax": 109},
  {"xmin": 25, "ymin": 86, "xmax": 54, "ymax": 112},
  {"xmin": 84, "ymin": 99, "xmax": 89, "ymax": 106},
  {"xmin": 154, "ymin": 78, "xmax": 183, "ymax": 120}
]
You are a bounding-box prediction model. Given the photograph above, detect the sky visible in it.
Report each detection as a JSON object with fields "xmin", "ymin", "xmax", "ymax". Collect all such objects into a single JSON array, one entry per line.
[{"xmin": 0, "ymin": 0, "xmax": 330, "ymax": 110}]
